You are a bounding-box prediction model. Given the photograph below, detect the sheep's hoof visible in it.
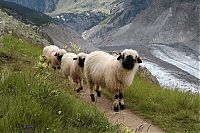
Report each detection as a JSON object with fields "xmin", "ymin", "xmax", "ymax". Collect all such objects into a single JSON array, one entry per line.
[
  {"xmin": 119, "ymin": 102, "xmax": 125, "ymax": 110},
  {"xmin": 96, "ymin": 90, "xmax": 101, "ymax": 97},
  {"xmin": 114, "ymin": 105, "xmax": 119, "ymax": 112},
  {"xmin": 76, "ymin": 87, "xmax": 83, "ymax": 93},
  {"xmin": 52, "ymin": 67, "xmax": 56, "ymax": 70},
  {"xmin": 57, "ymin": 66, "xmax": 61, "ymax": 70},
  {"xmin": 90, "ymin": 94, "xmax": 95, "ymax": 102}
]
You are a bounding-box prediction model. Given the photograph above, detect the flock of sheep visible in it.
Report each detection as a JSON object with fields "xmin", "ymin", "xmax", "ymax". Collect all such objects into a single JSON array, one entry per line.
[{"xmin": 43, "ymin": 45, "xmax": 142, "ymax": 112}]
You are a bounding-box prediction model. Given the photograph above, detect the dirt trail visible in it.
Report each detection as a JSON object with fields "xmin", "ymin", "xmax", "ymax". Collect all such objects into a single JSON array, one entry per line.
[{"xmin": 78, "ymin": 89, "xmax": 165, "ymax": 133}]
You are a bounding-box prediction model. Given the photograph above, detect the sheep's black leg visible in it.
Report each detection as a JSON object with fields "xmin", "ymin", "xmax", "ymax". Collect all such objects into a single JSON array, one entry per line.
[
  {"xmin": 113, "ymin": 94, "xmax": 119, "ymax": 112},
  {"xmin": 89, "ymin": 84, "xmax": 95, "ymax": 102},
  {"xmin": 90, "ymin": 94, "xmax": 95, "ymax": 102},
  {"xmin": 119, "ymin": 92, "xmax": 125, "ymax": 110},
  {"xmin": 76, "ymin": 79, "xmax": 83, "ymax": 93},
  {"xmin": 52, "ymin": 66, "xmax": 56, "ymax": 70},
  {"xmin": 76, "ymin": 86, "xmax": 83, "ymax": 93},
  {"xmin": 96, "ymin": 86, "xmax": 101, "ymax": 97}
]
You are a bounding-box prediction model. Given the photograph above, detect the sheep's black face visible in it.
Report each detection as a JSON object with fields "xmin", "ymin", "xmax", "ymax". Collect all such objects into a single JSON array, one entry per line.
[
  {"xmin": 122, "ymin": 55, "xmax": 135, "ymax": 70},
  {"xmin": 78, "ymin": 57, "xmax": 85, "ymax": 68},
  {"xmin": 57, "ymin": 55, "xmax": 63, "ymax": 61}
]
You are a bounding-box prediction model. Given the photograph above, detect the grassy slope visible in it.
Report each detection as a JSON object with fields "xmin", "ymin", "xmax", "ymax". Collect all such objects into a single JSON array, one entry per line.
[
  {"xmin": 0, "ymin": 34, "xmax": 199, "ymax": 133},
  {"xmin": 0, "ymin": 34, "xmax": 116, "ymax": 133},
  {"xmin": 102, "ymin": 68, "xmax": 200, "ymax": 132},
  {"xmin": 124, "ymin": 74, "xmax": 200, "ymax": 133}
]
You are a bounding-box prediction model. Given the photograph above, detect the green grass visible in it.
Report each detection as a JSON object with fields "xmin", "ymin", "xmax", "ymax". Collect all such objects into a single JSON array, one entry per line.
[
  {"xmin": 102, "ymin": 67, "xmax": 199, "ymax": 132},
  {"xmin": 124, "ymin": 73, "xmax": 200, "ymax": 133},
  {"xmin": 0, "ymin": 34, "xmax": 116, "ymax": 133},
  {"xmin": 1, "ymin": 34, "xmax": 199, "ymax": 133}
]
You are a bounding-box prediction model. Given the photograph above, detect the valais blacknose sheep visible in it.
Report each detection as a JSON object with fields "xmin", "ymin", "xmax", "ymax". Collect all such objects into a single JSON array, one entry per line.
[
  {"xmin": 84, "ymin": 49, "xmax": 142, "ymax": 112},
  {"xmin": 43, "ymin": 45, "xmax": 66, "ymax": 70},
  {"xmin": 61, "ymin": 52, "xmax": 87, "ymax": 92}
]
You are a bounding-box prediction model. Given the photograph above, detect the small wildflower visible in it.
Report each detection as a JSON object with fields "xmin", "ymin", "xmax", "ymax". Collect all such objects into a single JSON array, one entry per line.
[{"xmin": 58, "ymin": 110, "xmax": 62, "ymax": 115}]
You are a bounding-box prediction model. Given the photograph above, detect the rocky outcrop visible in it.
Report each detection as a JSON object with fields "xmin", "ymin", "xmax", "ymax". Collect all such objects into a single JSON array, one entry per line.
[
  {"xmin": 138, "ymin": 66, "xmax": 159, "ymax": 85},
  {"xmin": 54, "ymin": 11, "xmax": 106, "ymax": 33},
  {"xmin": 0, "ymin": 9, "xmax": 49, "ymax": 46}
]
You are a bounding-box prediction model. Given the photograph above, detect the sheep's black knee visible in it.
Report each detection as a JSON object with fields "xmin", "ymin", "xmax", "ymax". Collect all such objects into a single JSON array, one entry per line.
[
  {"xmin": 114, "ymin": 105, "xmax": 119, "ymax": 112},
  {"xmin": 113, "ymin": 94, "xmax": 119, "ymax": 112},
  {"xmin": 114, "ymin": 94, "xmax": 119, "ymax": 99},
  {"xmin": 76, "ymin": 87, "xmax": 83, "ymax": 93},
  {"xmin": 90, "ymin": 94, "xmax": 95, "ymax": 102},
  {"xmin": 119, "ymin": 102, "xmax": 125, "ymax": 110},
  {"xmin": 96, "ymin": 90, "xmax": 101, "ymax": 97},
  {"xmin": 119, "ymin": 93, "xmax": 125, "ymax": 110},
  {"xmin": 119, "ymin": 93, "xmax": 123, "ymax": 99}
]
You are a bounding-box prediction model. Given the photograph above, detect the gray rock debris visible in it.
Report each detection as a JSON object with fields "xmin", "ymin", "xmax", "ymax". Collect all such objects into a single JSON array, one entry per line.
[{"xmin": 0, "ymin": 9, "xmax": 50, "ymax": 46}]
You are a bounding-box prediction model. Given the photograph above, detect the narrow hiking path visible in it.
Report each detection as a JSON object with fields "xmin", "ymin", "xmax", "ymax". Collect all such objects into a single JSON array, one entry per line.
[{"xmin": 78, "ymin": 89, "xmax": 165, "ymax": 133}]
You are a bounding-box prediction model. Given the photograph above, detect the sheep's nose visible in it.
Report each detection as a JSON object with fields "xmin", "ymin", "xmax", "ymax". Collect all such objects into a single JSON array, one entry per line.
[
  {"xmin": 126, "ymin": 55, "xmax": 134, "ymax": 61},
  {"xmin": 122, "ymin": 55, "xmax": 135, "ymax": 70},
  {"xmin": 57, "ymin": 55, "xmax": 63, "ymax": 61},
  {"xmin": 79, "ymin": 57, "xmax": 85, "ymax": 67}
]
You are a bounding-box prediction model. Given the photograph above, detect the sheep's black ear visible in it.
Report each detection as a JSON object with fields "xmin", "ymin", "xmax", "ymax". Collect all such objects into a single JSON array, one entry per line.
[
  {"xmin": 73, "ymin": 58, "xmax": 78, "ymax": 60},
  {"xmin": 137, "ymin": 57, "xmax": 142, "ymax": 63},
  {"xmin": 117, "ymin": 55, "xmax": 122, "ymax": 60}
]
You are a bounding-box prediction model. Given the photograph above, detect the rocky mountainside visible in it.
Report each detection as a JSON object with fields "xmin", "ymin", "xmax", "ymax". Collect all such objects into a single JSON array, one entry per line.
[
  {"xmin": 41, "ymin": 24, "xmax": 99, "ymax": 52},
  {"xmin": 83, "ymin": 0, "xmax": 200, "ymax": 52},
  {"xmin": 82, "ymin": 0, "xmax": 200, "ymax": 92},
  {"xmin": 0, "ymin": 1, "xmax": 56, "ymax": 26},
  {"xmin": 0, "ymin": 1, "xmax": 98, "ymax": 52},
  {"xmin": 3, "ymin": 0, "xmax": 59, "ymax": 13},
  {"xmin": 3, "ymin": 0, "xmax": 124, "ymax": 33},
  {"xmin": 3, "ymin": 0, "xmax": 123, "ymax": 14},
  {"xmin": 54, "ymin": 11, "xmax": 106, "ymax": 33},
  {"xmin": 0, "ymin": 8, "xmax": 49, "ymax": 46}
]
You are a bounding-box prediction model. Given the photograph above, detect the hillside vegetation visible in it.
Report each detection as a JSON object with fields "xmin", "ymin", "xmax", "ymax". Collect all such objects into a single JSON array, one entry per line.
[
  {"xmin": 0, "ymin": 34, "xmax": 117, "ymax": 133},
  {"xmin": 103, "ymin": 69, "xmax": 200, "ymax": 132},
  {"xmin": 124, "ymin": 74, "xmax": 200, "ymax": 132},
  {"xmin": 0, "ymin": 1, "xmax": 56, "ymax": 26},
  {"xmin": 0, "ymin": 34, "xmax": 199, "ymax": 133}
]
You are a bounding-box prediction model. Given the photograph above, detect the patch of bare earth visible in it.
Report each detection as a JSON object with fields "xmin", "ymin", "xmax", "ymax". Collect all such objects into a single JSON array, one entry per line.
[{"xmin": 78, "ymin": 89, "xmax": 165, "ymax": 133}]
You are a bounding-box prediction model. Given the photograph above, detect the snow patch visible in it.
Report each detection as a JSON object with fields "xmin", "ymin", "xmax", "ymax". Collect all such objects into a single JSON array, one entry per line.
[
  {"xmin": 141, "ymin": 61, "xmax": 200, "ymax": 93},
  {"xmin": 151, "ymin": 45, "xmax": 200, "ymax": 79}
]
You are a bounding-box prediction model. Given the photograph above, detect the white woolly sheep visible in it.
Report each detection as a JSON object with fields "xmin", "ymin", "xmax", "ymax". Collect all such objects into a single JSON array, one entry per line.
[
  {"xmin": 61, "ymin": 52, "xmax": 87, "ymax": 92},
  {"xmin": 61, "ymin": 52, "xmax": 77, "ymax": 77},
  {"xmin": 84, "ymin": 49, "xmax": 142, "ymax": 112},
  {"xmin": 43, "ymin": 45, "xmax": 66, "ymax": 70}
]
